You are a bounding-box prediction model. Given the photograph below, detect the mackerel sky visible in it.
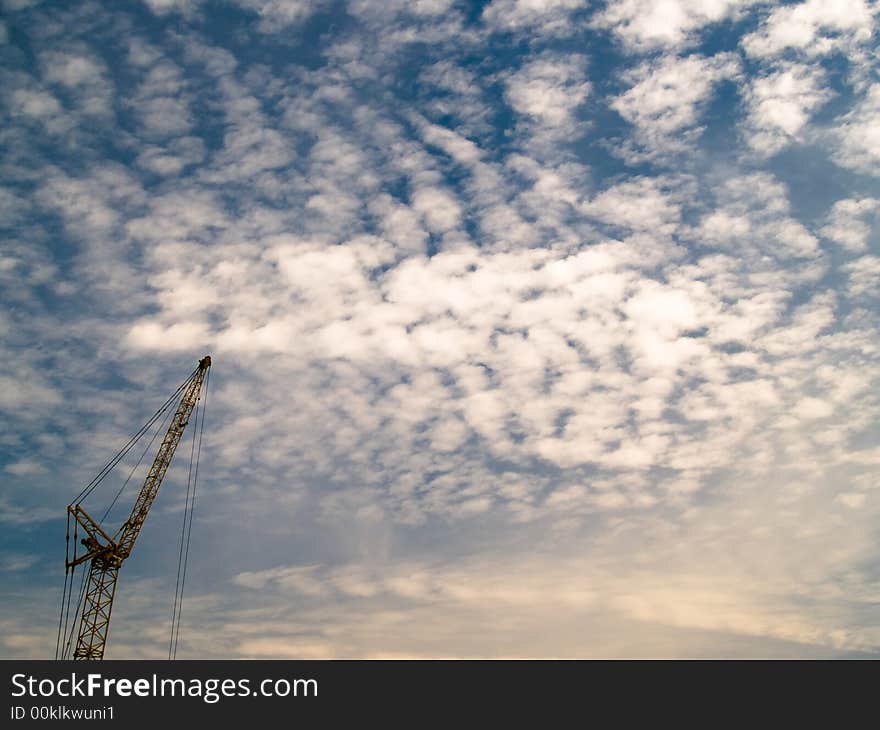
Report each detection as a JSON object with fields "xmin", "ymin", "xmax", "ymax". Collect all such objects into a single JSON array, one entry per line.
[{"xmin": 1, "ymin": 0, "xmax": 879, "ymax": 658}]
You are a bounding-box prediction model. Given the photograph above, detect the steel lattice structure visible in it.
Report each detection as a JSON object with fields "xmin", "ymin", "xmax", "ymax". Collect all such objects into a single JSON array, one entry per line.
[{"xmin": 64, "ymin": 356, "xmax": 211, "ymax": 660}]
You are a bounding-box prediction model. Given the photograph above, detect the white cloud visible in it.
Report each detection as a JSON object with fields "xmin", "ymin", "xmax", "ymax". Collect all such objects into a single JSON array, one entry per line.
[
  {"xmin": 368, "ymin": 194, "xmax": 428, "ymax": 254},
  {"xmin": 419, "ymin": 60, "xmax": 480, "ymax": 98},
  {"xmin": 38, "ymin": 49, "xmax": 115, "ymax": 118},
  {"xmin": 126, "ymin": 321, "xmax": 213, "ymax": 351},
  {"xmin": 742, "ymin": 64, "xmax": 831, "ymax": 155},
  {"xmin": 505, "ymin": 54, "xmax": 590, "ymax": 128},
  {"xmin": 417, "ymin": 61, "xmax": 493, "ymax": 139},
  {"xmin": 769, "ymin": 219, "xmax": 821, "ymax": 258},
  {"xmin": 583, "ymin": 177, "xmax": 682, "ymax": 234},
  {"xmin": 117, "ymin": 208, "xmax": 848, "ymax": 522},
  {"xmin": 135, "ymin": 136, "xmax": 205, "ymax": 176},
  {"xmin": 127, "ymin": 59, "xmax": 195, "ymax": 140},
  {"xmin": 138, "ymin": 96, "xmax": 193, "ymax": 137},
  {"xmin": 142, "ymin": 0, "xmax": 205, "ymax": 15},
  {"xmin": 419, "ymin": 121, "xmax": 482, "ymax": 166},
  {"xmin": 625, "ymin": 281, "xmax": 699, "ymax": 338},
  {"xmin": 843, "ymin": 255, "xmax": 880, "ymax": 298},
  {"xmin": 41, "ymin": 52, "xmax": 105, "ymax": 88},
  {"xmin": 4, "ymin": 459, "xmax": 47, "ymax": 476},
  {"xmin": 0, "ymin": 553, "xmax": 38, "ymax": 572},
  {"xmin": 349, "ymin": 0, "xmax": 455, "ymax": 18},
  {"xmin": 411, "ymin": 186, "xmax": 463, "ymax": 233},
  {"xmin": 820, "ymin": 198, "xmax": 879, "ymax": 253},
  {"xmin": 232, "ymin": 0, "xmax": 325, "ymax": 32},
  {"xmin": 12, "ymin": 88, "xmax": 61, "ymax": 119},
  {"xmin": 611, "ymin": 52, "xmax": 740, "ymax": 159},
  {"xmin": 2, "ymin": 0, "xmax": 43, "ymax": 9},
  {"xmin": 835, "ymin": 492, "xmax": 867, "ymax": 509},
  {"xmin": 831, "ymin": 84, "xmax": 880, "ymax": 176},
  {"xmin": 742, "ymin": 0, "xmax": 877, "ymax": 59},
  {"xmin": 596, "ymin": 0, "xmax": 760, "ymax": 52},
  {"xmin": 482, "ymin": 0, "xmax": 586, "ymax": 34},
  {"xmin": 793, "ymin": 396, "xmax": 834, "ymax": 420},
  {"xmin": 401, "ymin": 0, "xmax": 456, "ymax": 15}
]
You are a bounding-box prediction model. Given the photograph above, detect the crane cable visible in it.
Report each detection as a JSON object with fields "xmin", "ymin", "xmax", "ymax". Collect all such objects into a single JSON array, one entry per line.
[
  {"xmin": 54, "ymin": 513, "xmax": 71, "ymax": 660},
  {"xmin": 56, "ymin": 402, "xmax": 179, "ymax": 659},
  {"xmin": 169, "ymin": 365, "xmax": 210, "ymax": 660},
  {"xmin": 99, "ymin": 394, "xmax": 179, "ymax": 526},
  {"xmin": 71, "ymin": 368, "xmax": 198, "ymax": 505},
  {"xmin": 55, "ymin": 366, "xmax": 200, "ymax": 660},
  {"xmin": 60, "ymin": 563, "xmax": 89, "ymax": 660},
  {"xmin": 56, "ymin": 513, "xmax": 86, "ymax": 660}
]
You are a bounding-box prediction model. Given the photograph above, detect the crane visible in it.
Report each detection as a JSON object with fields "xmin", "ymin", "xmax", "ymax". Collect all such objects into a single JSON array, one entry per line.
[{"xmin": 56, "ymin": 356, "xmax": 211, "ymax": 660}]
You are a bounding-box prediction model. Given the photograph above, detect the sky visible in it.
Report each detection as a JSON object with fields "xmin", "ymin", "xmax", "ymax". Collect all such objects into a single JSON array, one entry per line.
[{"xmin": 1, "ymin": 0, "xmax": 878, "ymax": 659}]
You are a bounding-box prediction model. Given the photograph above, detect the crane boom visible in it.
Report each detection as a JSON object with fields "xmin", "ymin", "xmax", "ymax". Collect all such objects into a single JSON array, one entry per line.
[{"xmin": 64, "ymin": 356, "xmax": 211, "ymax": 660}]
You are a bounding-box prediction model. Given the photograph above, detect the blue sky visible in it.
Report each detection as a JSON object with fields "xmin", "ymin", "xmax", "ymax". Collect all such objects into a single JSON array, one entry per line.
[{"xmin": 1, "ymin": 0, "xmax": 879, "ymax": 658}]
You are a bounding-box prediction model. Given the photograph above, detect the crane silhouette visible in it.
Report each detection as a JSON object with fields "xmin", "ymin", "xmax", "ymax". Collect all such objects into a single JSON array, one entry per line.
[{"xmin": 57, "ymin": 356, "xmax": 211, "ymax": 660}]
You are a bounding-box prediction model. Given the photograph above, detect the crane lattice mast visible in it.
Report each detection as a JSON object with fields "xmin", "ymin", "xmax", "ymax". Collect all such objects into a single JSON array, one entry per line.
[{"xmin": 62, "ymin": 355, "xmax": 211, "ymax": 660}]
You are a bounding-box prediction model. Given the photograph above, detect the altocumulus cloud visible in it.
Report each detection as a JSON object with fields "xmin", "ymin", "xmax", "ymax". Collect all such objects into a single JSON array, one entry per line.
[{"xmin": 0, "ymin": 0, "xmax": 878, "ymax": 658}]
